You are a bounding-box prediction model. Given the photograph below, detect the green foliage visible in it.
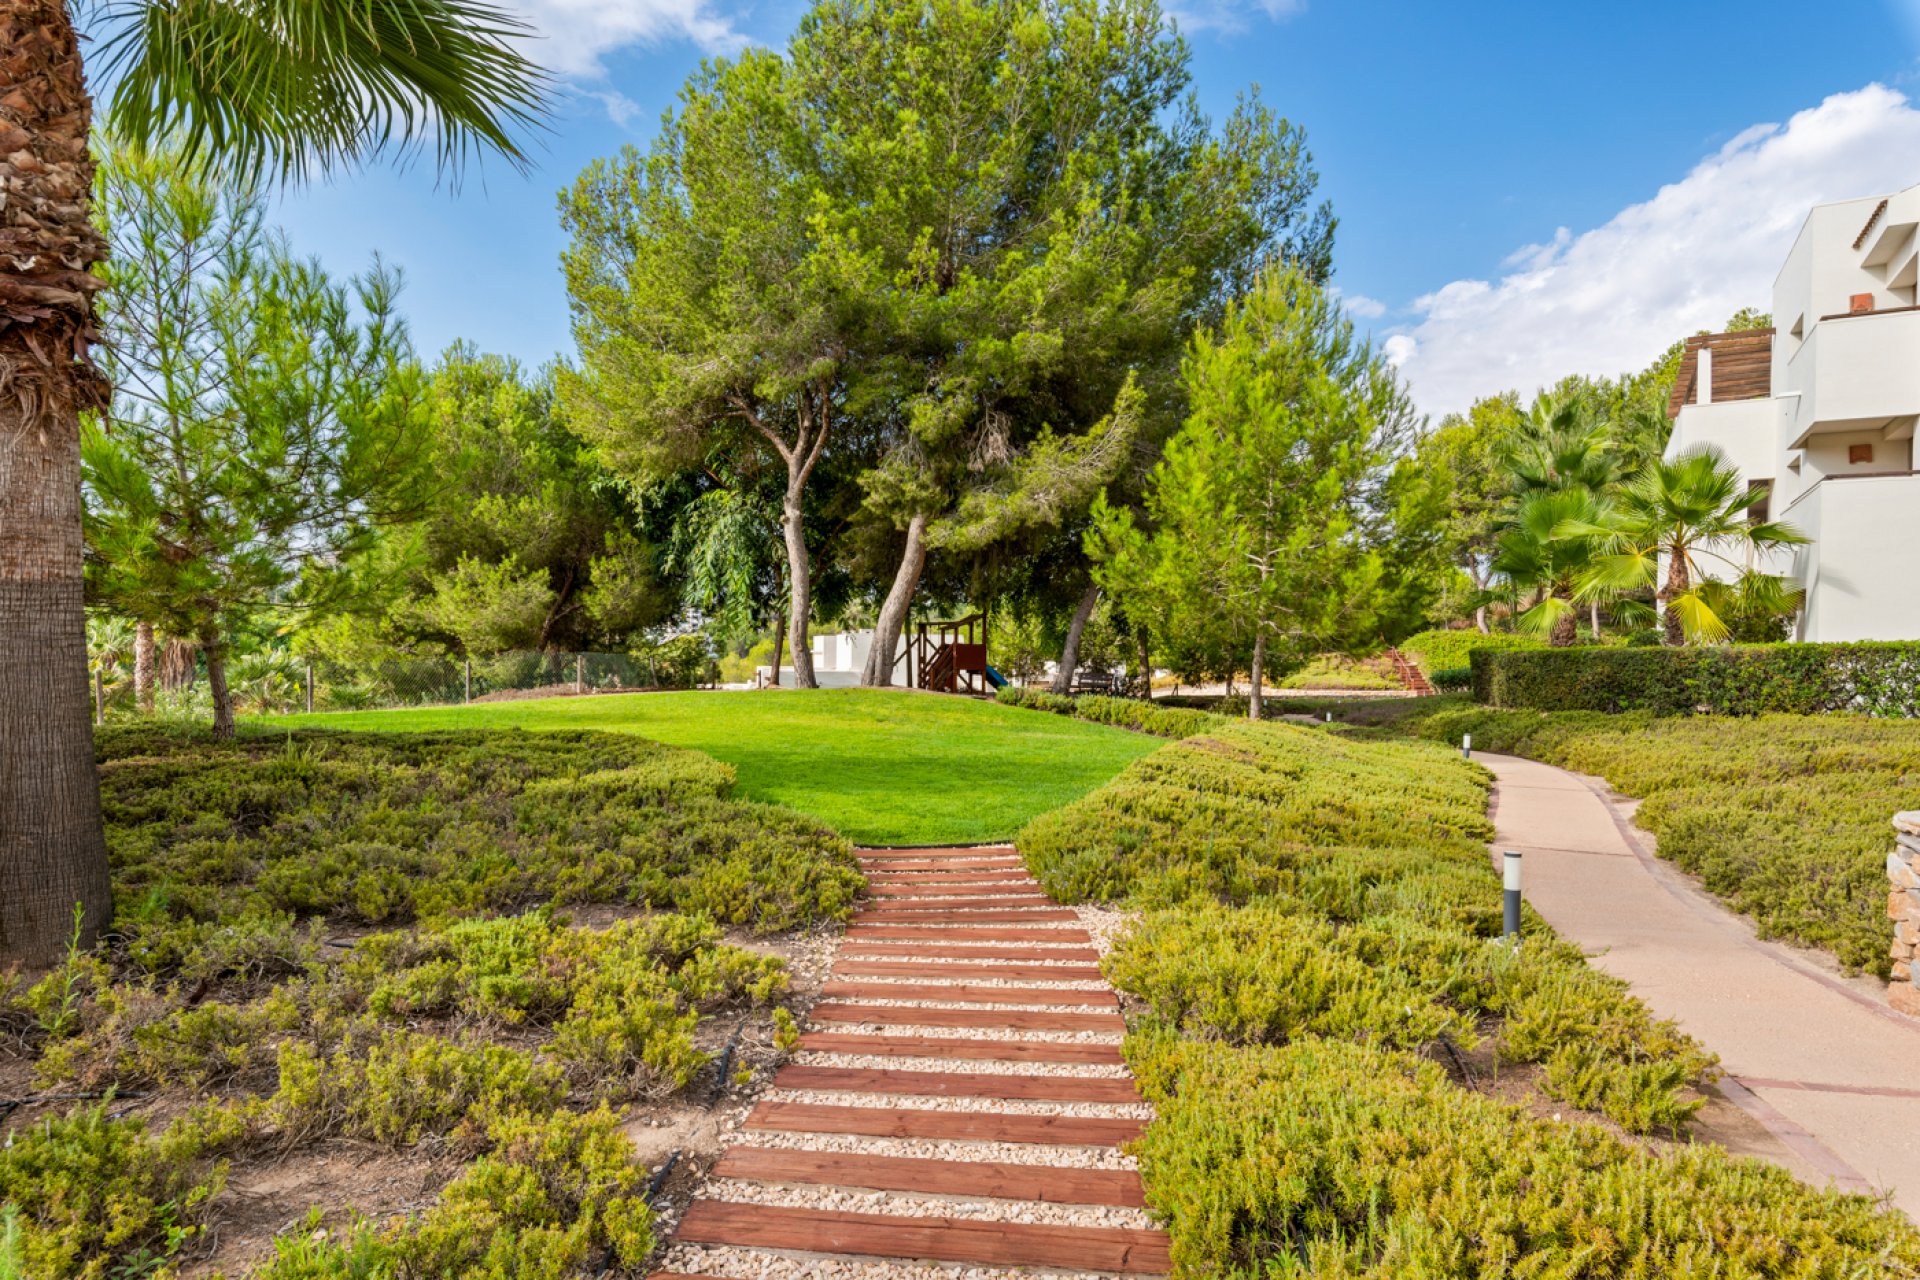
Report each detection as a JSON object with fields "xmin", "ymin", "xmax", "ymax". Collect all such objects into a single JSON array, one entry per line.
[
  {"xmin": 0, "ymin": 1105, "xmax": 230, "ymax": 1279},
  {"xmin": 1398, "ymin": 627, "xmax": 1545, "ymax": 674},
  {"xmin": 1377, "ymin": 700, "xmax": 1920, "ymax": 974},
  {"xmin": 1275, "ymin": 655, "xmax": 1398, "ymax": 690},
  {"xmin": 94, "ymin": 726, "xmax": 860, "ymax": 958},
  {"xmin": 1091, "ymin": 266, "xmax": 1442, "ymax": 710},
  {"xmin": 994, "ymin": 686, "xmax": 1219, "ymax": 740},
  {"xmin": 1127, "ymin": 1034, "xmax": 1920, "ymax": 1278},
  {"xmin": 1427, "ymin": 665, "xmax": 1472, "ymax": 692},
  {"xmin": 1469, "ymin": 642, "xmax": 1920, "ymax": 717},
  {"xmin": 86, "ymin": 139, "xmax": 434, "ymax": 734}
]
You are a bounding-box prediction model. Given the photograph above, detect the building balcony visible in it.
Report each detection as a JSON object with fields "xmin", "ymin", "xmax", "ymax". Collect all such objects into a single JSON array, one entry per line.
[{"xmin": 1784, "ymin": 308, "xmax": 1920, "ymax": 447}]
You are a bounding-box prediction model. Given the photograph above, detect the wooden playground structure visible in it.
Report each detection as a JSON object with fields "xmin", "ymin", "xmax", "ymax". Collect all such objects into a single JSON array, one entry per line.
[{"xmin": 905, "ymin": 614, "xmax": 1006, "ymax": 695}]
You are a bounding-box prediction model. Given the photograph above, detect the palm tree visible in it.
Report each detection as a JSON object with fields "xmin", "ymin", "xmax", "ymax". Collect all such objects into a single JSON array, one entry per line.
[
  {"xmin": 1, "ymin": 0, "xmax": 545, "ymax": 966},
  {"xmin": 1570, "ymin": 445, "xmax": 1807, "ymax": 646},
  {"xmin": 1490, "ymin": 488, "xmax": 1610, "ymax": 647}
]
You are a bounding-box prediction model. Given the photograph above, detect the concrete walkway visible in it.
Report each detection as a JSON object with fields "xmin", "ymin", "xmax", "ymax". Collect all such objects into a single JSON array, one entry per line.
[{"xmin": 1484, "ymin": 752, "xmax": 1920, "ymax": 1216}]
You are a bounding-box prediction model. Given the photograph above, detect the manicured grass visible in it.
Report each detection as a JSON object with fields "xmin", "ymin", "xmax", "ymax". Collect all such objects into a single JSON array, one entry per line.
[{"xmin": 270, "ymin": 689, "xmax": 1164, "ymax": 845}]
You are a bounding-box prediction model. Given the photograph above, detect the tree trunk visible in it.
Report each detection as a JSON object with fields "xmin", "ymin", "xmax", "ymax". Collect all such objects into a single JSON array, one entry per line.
[
  {"xmin": 1475, "ymin": 605, "xmax": 1489, "ymax": 634},
  {"xmin": 1049, "ymin": 584, "xmax": 1100, "ymax": 695},
  {"xmin": 1248, "ymin": 633, "xmax": 1266, "ymax": 721},
  {"xmin": 1589, "ymin": 600, "xmax": 1601, "ymax": 641},
  {"xmin": 769, "ymin": 612, "xmax": 785, "ymax": 687},
  {"xmin": 134, "ymin": 622, "xmax": 155, "ymax": 712},
  {"xmin": 1660, "ymin": 552, "xmax": 1689, "ymax": 647},
  {"xmin": 202, "ymin": 629, "xmax": 235, "ymax": 739},
  {"xmin": 1550, "ymin": 606, "xmax": 1579, "ymax": 648},
  {"xmin": 861, "ymin": 513, "xmax": 928, "ymax": 688},
  {"xmin": 0, "ymin": 0, "xmax": 114, "ymax": 967},
  {"xmin": 780, "ymin": 481, "xmax": 817, "ymax": 689}
]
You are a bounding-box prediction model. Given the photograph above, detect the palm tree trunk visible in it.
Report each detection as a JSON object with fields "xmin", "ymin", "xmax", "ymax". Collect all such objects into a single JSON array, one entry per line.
[
  {"xmin": 862, "ymin": 513, "xmax": 928, "ymax": 688},
  {"xmin": 1049, "ymin": 584, "xmax": 1100, "ymax": 695},
  {"xmin": 0, "ymin": 0, "xmax": 114, "ymax": 967},
  {"xmin": 134, "ymin": 622, "xmax": 155, "ymax": 711},
  {"xmin": 1661, "ymin": 552, "xmax": 1689, "ymax": 647},
  {"xmin": 1550, "ymin": 606, "xmax": 1579, "ymax": 648}
]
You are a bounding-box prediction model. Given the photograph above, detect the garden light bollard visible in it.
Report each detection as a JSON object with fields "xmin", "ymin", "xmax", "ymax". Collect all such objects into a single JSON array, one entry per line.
[
  {"xmin": 1462, "ymin": 732, "xmax": 1472, "ymax": 760},
  {"xmin": 1503, "ymin": 850, "xmax": 1522, "ymax": 942}
]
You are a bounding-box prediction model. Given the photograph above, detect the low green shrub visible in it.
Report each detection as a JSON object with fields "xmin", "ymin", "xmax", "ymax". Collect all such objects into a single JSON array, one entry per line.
[
  {"xmin": 93, "ymin": 726, "xmax": 861, "ymax": 979},
  {"xmin": 1128, "ymin": 1033, "xmax": 1920, "ymax": 1277},
  {"xmin": 995, "ymin": 686, "xmax": 1220, "ymax": 739},
  {"xmin": 1428, "ymin": 664, "xmax": 1472, "ymax": 692},
  {"xmin": 1470, "ymin": 641, "xmax": 1920, "ymax": 716},
  {"xmin": 1365, "ymin": 700, "xmax": 1919, "ymax": 974},
  {"xmin": 1275, "ymin": 655, "xmax": 1399, "ymax": 691},
  {"xmin": 1020, "ymin": 719, "xmax": 1711, "ymax": 1132},
  {"xmin": 0, "ymin": 1103, "xmax": 240, "ymax": 1279},
  {"xmin": 1398, "ymin": 627, "xmax": 1544, "ymax": 674}
]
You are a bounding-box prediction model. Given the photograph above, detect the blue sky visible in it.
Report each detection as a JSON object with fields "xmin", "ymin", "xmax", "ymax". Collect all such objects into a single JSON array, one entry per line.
[{"xmin": 271, "ymin": 0, "xmax": 1920, "ymax": 416}]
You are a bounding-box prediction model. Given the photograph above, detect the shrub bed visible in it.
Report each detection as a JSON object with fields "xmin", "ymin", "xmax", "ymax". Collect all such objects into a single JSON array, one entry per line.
[
  {"xmin": 995, "ymin": 686, "xmax": 1219, "ymax": 739},
  {"xmin": 1009, "ymin": 715, "xmax": 1919, "ymax": 1271},
  {"xmin": 1, "ymin": 726, "xmax": 860, "ymax": 1278},
  {"xmin": 1130, "ymin": 1033, "xmax": 1920, "ymax": 1277},
  {"xmin": 1471, "ymin": 642, "xmax": 1920, "ymax": 716},
  {"xmin": 1364, "ymin": 698, "xmax": 1919, "ymax": 975}
]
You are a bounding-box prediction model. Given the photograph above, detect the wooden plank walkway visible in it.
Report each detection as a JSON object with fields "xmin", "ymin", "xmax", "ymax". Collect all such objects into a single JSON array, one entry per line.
[{"xmin": 655, "ymin": 844, "xmax": 1168, "ymax": 1278}]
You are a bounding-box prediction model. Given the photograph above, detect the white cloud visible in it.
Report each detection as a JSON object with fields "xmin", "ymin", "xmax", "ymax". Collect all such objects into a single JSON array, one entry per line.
[
  {"xmin": 1330, "ymin": 287, "xmax": 1386, "ymax": 320},
  {"xmin": 1386, "ymin": 84, "xmax": 1920, "ymax": 418},
  {"xmin": 1165, "ymin": 0, "xmax": 1302, "ymax": 37},
  {"xmin": 513, "ymin": 0, "xmax": 747, "ymax": 81}
]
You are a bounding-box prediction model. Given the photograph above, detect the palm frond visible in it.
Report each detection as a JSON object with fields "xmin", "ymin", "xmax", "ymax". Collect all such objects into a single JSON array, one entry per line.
[
  {"xmin": 97, "ymin": 0, "xmax": 550, "ymax": 184},
  {"xmin": 1514, "ymin": 593, "xmax": 1575, "ymax": 639},
  {"xmin": 1668, "ymin": 588, "xmax": 1731, "ymax": 645}
]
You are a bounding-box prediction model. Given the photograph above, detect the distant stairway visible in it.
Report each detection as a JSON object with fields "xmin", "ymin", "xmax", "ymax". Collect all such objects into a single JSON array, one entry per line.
[{"xmin": 1385, "ymin": 647, "xmax": 1436, "ymax": 697}]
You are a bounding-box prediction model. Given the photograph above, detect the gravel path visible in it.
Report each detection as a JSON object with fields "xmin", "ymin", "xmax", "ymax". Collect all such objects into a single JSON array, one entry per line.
[{"xmin": 656, "ymin": 845, "xmax": 1169, "ymax": 1278}]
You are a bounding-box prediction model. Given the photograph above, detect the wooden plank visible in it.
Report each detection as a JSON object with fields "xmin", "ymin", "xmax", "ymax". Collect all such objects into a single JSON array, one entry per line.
[
  {"xmin": 798, "ymin": 1031, "xmax": 1125, "ymax": 1063},
  {"xmin": 808, "ymin": 1003, "xmax": 1123, "ymax": 1031},
  {"xmin": 860, "ymin": 895, "xmax": 1057, "ymax": 911},
  {"xmin": 835, "ymin": 960, "xmax": 1106, "ymax": 980},
  {"xmin": 712, "ymin": 1145, "xmax": 1146, "ymax": 1207},
  {"xmin": 866, "ymin": 883, "xmax": 1042, "ymax": 897},
  {"xmin": 674, "ymin": 1201, "xmax": 1170, "ymax": 1274},
  {"xmin": 775, "ymin": 1064, "xmax": 1141, "ymax": 1102},
  {"xmin": 744, "ymin": 1101, "xmax": 1147, "ymax": 1147},
  {"xmin": 852, "ymin": 909, "xmax": 1078, "ymax": 924},
  {"xmin": 846, "ymin": 926, "xmax": 1092, "ymax": 943},
  {"xmin": 823, "ymin": 980, "xmax": 1115, "ymax": 1007},
  {"xmin": 863, "ymin": 870, "xmax": 1035, "ymax": 883},
  {"xmin": 839, "ymin": 942, "xmax": 1101, "ymax": 961}
]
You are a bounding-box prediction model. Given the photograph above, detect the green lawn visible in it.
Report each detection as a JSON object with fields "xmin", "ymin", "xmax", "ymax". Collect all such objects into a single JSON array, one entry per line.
[{"xmin": 268, "ymin": 688, "xmax": 1164, "ymax": 845}]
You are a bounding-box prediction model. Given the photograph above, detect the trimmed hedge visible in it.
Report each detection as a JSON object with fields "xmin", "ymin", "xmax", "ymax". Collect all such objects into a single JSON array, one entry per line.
[
  {"xmin": 994, "ymin": 685, "xmax": 1221, "ymax": 739},
  {"xmin": 1399, "ymin": 627, "xmax": 1544, "ymax": 674},
  {"xmin": 1471, "ymin": 642, "xmax": 1920, "ymax": 716}
]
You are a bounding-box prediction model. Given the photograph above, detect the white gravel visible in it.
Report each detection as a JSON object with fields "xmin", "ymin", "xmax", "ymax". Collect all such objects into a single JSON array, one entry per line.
[
  {"xmin": 795, "ymin": 1053, "xmax": 1131, "ymax": 1078},
  {"xmin": 832, "ymin": 974, "xmax": 1111, "ymax": 990},
  {"xmin": 704, "ymin": 1180, "xmax": 1155, "ymax": 1231},
  {"xmin": 1072, "ymin": 905, "xmax": 1139, "ymax": 963},
  {"xmin": 658, "ymin": 1242, "xmax": 1082, "ymax": 1279},
  {"xmin": 738, "ymin": 1129, "xmax": 1140, "ymax": 1169},
  {"xmin": 764, "ymin": 1090, "xmax": 1153, "ymax": 1119}
]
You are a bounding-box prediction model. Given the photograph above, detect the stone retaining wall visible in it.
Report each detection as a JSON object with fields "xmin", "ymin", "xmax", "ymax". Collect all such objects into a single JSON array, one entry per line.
[{"xmin": 1889, "ymin": 811, "xmax": 1920, "ymax": 1016}]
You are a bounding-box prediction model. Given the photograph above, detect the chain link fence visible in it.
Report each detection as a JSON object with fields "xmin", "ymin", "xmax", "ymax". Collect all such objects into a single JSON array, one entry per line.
[{"xmin": 277, "ymin": 648, "xmax": 716, "ymax": 716}]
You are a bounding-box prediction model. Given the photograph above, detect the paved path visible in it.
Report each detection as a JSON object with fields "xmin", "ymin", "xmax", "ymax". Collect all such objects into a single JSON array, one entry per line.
[
  {"xmin": 654, "ymin": 846, "xmax": 1170, "ymax": 1278},
  {"xmin": 1484, "ymin": 752, "xmax": 1920, "ymax": 1215}
]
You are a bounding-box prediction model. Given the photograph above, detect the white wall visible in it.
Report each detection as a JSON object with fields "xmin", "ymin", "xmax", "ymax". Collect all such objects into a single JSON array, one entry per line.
[
  {"xmin": 1668, "ymin": 397, "xmax": 1780, "ymax": 484},
  {"xmin": 1785, "ymin": 475, "xmax": 1920, "ymax": 641}
]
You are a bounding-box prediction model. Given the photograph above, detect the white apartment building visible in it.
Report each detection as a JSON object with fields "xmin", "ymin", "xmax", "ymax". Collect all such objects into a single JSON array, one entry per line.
[{"xmin": 1665, "ymin": 179, "xmax": 1920, "ymax": 641}]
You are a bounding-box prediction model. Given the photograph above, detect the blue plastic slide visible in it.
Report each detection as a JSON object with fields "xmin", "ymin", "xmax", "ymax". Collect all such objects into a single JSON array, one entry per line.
[{"xmin": 983, "ymin": 664, "xmax": 1009, "ymax": 689}]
